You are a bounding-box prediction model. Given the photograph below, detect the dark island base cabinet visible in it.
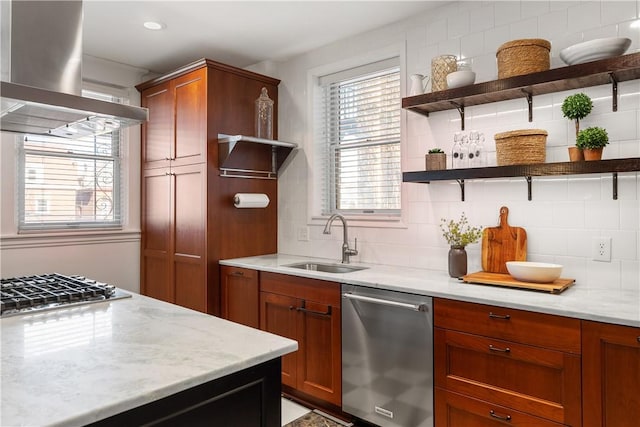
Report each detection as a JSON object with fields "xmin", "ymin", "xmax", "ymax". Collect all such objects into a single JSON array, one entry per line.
[{"xmin": 87, "ymin": 359, "xmax": 281, "ymax": 427}]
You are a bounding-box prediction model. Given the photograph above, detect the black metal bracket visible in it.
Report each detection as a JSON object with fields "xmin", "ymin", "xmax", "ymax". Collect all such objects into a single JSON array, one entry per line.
[
  {"xmin": 526, "ymin": 176, "xmax": 532, "ymax": 200},
  {"xmin": 451, "ymin": 102, "xmax": 465, "ymax": 130},
  {"xmin": 522, "ymin": 89, "xmax": 533, "ymax": 122},
  {"xmin": 613, "ymin": 172, "xmax": 618, "ymax": 200},
  {"xmin": 609, "ymin": 73, "xmax": 618, "ymax": 112},
  {"xmin": 456, "ymin": 179, "xmax": 465, "ymax": 201}
]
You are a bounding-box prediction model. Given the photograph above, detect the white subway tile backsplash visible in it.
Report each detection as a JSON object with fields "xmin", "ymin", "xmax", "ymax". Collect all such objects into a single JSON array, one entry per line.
[
  {"xmin": 448, "ymin": 11, "xmax": 470, "ymax": 39},
  {"xmin": 585, "ymin": 200, "xmax": 621, "ymax": 229},
  {"xmin": 461, "ymin": 32, "xmax": 485, "ymax": 59},
  {"xmin": 470, "ymin": 4, "xmax": 495, "ymax": 33},
  {"xmin": 521, "ymin": 1, "xmax": 551, "ymax": 19},
  {"xmin": 426, "ymin": 19, "xmax": 448, "ymax": 45},
  {"xmin": 483, "ymin": 25, "xmax": 512, "ymax": 55},
  {"xmin": 567, "ymin": 1, "xmax": 601, "ymax": 33},
  {"xmin": 620, "ymin": 260, "xmax": 640, "ymax": 291},
  {"xmin": 538, "ymin": 9, "xmax": 569, "ymax": 39},
  {"xmin": 585, "ymin": 259, "xmax": 621, "ymax": 290},
  {"xmin": 510, "ymin": 17, "xmax": 540, "ymax": 39},
  {"xmin": 494, "ymin": 1, "xmax": 521, "ymax": 26},
  {"xmin": 600, "ymin": 1, "xmax": 638, "ymax": 26}
]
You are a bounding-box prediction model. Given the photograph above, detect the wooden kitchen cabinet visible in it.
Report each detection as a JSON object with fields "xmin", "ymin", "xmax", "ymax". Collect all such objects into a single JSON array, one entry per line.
[
  {"xmin": 220, "ymin": 266, "xmax": 259, "ymax": 328},
  {"xmin": 138, "ymin": 59, "xmax": 280, "ymax": 315},
  {"xmin": 582, "ymin": 320, "xmax": 640, "ymax": 427},
  {"xmin": 260, "ymin": 272, "xmax": 342, "ymax": 407},
  {"xmin": 434, "ymin": 298, "xmax": 582, "ymax": 427}
]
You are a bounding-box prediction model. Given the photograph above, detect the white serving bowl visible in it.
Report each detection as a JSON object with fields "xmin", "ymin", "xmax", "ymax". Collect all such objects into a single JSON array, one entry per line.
[
  {"xmin": 560, "ymin": 37, "xmax": 631, "ymax": 66},
  {"xmin": 506, "ymin": 261, "xmax": 563, "ymax": 283},
  {"xmin": 446, "ymin": 70, "xmax": 476, "ymax": 88}
]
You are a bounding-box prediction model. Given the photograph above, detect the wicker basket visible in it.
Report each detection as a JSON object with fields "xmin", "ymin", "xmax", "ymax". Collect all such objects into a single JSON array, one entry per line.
[
  {"xmin": 431, "ymin": 54, "xmax": 458, "ymax": 91},
  {"xmin": 496, "ymin": 39, "xmax": 551, "ymax": 79},
  {"xmin": 494, "ymin": 129, "xmax": 548, "ymax": 165}
]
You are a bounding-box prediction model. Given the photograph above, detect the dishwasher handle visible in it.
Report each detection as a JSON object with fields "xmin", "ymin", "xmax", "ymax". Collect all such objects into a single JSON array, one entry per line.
[{"xmin": 342, "ymin": 292, "xmax": 429, "ymax": 312}]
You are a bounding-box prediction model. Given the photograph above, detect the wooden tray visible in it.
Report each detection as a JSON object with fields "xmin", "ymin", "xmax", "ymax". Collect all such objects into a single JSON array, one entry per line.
[{"xmin": 462, "ymin": 271, "xmax": 575, "ymax": 294}]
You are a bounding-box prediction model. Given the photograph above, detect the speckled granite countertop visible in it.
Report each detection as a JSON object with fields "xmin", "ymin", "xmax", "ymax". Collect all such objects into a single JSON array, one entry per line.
[
  {"xmin": 1, "ymin": 292, "xmax": 297, "ymax": 427},
  {"xmin": 220, "ymin": 254, "xmax": 640, "ymax": 328}
]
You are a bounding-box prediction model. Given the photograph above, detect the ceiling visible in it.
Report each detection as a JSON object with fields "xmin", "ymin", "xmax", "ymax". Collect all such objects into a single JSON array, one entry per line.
[{"xmin": 82, "ymin": 1, "xmax": 446, "ymax": 74}]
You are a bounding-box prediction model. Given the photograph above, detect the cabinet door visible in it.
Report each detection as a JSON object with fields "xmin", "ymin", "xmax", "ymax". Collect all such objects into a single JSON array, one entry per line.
[
  {"xmin": 260, "ymin": 292, "xmax": 298, "ymax": 388},
  {"xmin": 435, "ymin": 328, "xmax": 581, "ymax": 425},
  {"xmin": 172, "ymin": 68, "xmax": 207, "ymax": 167},
  {"xmin": 435, "ymin": 389, "xmax": 566, "ymax": 427},
  {"xmin": 296, "ymin": 299, "xmax": 342, "ymax": 407},
  {"xmin": 172, "ymin": 163, "xmax": 207, "ymax": 313},
  {"xmin": 582, "ymin": 320, "xmax": 640, "ymax": 427},
  {"xmin": 220, "ymin": 266, "xmax": 259, "ymax": 328},
  {"xmin": 141, "ymin": 82, "xmax": 173, "ymax": 169},
  {"xmin": 141, "ymin": 168, "xmax": 173, "ymax": 303}
]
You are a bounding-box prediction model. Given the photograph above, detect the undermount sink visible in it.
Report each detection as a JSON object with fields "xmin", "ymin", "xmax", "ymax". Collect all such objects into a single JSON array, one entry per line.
[{"xmin": 285, "ymin": 262, "xmax": 368, "ymax": 274}]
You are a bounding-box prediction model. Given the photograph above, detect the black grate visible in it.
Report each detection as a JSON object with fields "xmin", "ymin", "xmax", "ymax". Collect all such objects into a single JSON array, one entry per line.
[{"xmin": 1, "ymin": 273, "xmax": 116, "ymax": 316}]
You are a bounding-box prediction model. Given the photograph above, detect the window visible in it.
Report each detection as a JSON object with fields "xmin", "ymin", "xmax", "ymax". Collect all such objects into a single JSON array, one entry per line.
[
  {"xmin": 18, "ymin": 89, "xmax": 124, "ymax": 231},
  {"xmin": 317, "ymin": 58, "xmax": 401, "ymax": 216}
]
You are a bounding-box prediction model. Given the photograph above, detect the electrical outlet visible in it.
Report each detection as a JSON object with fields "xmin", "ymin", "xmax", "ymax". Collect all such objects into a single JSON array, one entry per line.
[
  {"xmin": 297, "ymin": 227, "xmax": 310, "ymax": 242},
  {"xmin": 592, "ymin": 237, "xmax": 612, "ymax": 262}
]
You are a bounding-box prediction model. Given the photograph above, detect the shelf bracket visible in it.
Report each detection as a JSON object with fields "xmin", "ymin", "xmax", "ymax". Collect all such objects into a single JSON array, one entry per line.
[
  {"xmin": 609, "ymin": 73, "xmax": 618, "ymax": 112},
  {"xmin": 525, "ymin": 176, "xmax": 533, "ymax": 201},
  {"xmin": 456, "ymin": 179, "xmax": 465, "ymax": 201},
  {"xmin": 521, "ymin": 90, "xmax": 533, "ymax": 122},
  {"xmin": 613, "ymin": 172, "xmax": 618, "ymax": 200},
  {"xmin": 450, "ymin": 102, "xmax": 465, "ymax": 130}
]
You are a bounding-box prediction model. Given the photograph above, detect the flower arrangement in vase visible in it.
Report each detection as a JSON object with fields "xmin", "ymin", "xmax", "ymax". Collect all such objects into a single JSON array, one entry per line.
[{"xmin": 440, "ymin": 213, "xmax": 483, "ymax": 278}]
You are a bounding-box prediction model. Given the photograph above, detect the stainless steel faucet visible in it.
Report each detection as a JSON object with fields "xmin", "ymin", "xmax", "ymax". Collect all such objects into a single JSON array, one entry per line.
[{"xmin": 323, "ymin": 214, "xmax": 358, "ymax": 264}]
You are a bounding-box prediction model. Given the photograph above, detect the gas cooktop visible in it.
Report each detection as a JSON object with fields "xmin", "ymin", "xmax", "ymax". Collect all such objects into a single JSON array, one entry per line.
[{"xmin": 1, "ymin": 273, "xmax": 131, "ymax": 317}]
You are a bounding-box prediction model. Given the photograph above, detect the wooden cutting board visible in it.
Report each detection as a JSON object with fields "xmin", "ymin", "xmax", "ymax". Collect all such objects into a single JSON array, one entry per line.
[
  {"xmin": 481, "ymin": 206, "xmax": 527, "ymax": 274},
  {"xmin": 462, "ymin": 271, "xmax": 575, "ymax": 294}
]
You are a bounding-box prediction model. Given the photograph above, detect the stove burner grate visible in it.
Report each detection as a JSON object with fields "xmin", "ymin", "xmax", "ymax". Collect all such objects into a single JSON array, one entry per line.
[{"xmin": 1, "ymin": 273, "xmax": 118, "ymax": 316}]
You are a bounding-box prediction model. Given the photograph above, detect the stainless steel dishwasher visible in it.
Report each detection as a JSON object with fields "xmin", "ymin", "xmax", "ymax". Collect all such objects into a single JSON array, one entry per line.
[{"xmin": 341, "ymin": 284, "xmax": 433, "ymax": 427}]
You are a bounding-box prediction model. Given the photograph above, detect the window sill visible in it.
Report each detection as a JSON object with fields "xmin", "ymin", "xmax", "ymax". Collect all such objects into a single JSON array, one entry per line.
[
  {"xmin": 0, "ymin": 230, "xmax": 141, "ymax": 249},
  {"xmin": 309, "ymin": 215, "xmax": 408, "ymax": 229}
]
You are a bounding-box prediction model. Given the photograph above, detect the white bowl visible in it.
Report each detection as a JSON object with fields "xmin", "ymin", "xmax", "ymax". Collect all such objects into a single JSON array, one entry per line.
[
  {"xmin": 446, "ymin": 70, "xmax": 476, "ymax": 88},
  {"xmin": 560, "ymin": 37, "xmax": 631, "ymax": 66},
  {"xmin": 506, "ymin": 261, "xmax": 563, "ymax": 283}
]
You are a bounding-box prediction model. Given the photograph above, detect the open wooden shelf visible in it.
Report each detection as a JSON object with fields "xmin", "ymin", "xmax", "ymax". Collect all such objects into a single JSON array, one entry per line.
[
  {"xmin": 402, "ymin": 52, "xmax": 640, "ymax": 117},
  {"xmin": 403, "ymin": 158, "xmax": 640, "ymax": 201}
]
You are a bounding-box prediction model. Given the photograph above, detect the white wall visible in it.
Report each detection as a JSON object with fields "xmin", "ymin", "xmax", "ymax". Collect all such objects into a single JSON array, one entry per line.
[
  {"xmin": 269, "ymin": 0, "xmax": 640, "ymax": 292},
  {"xmin": 0, "ymin": 56, "xmax": 148, "ymax": 292}
]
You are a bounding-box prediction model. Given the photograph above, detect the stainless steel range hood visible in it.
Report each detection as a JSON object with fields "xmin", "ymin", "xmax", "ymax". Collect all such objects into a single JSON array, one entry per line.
[{"xmin": 0, "ymin": 1, "xmax": 148, "ymax": 138}]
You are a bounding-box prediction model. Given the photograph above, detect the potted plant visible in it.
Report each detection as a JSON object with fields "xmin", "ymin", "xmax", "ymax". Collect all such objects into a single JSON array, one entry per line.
[
  {"xmin": 426, "ymin": 148, "xmax": 446, "ymax": 170},
  {"xmin": 440, "ymin": 213, "xmax": 483, "ymax": 278},
  {"xmin": 562, "ymin": 93, "xmax": 593, "ymax": 161},
  {"xmin": 576, "ymin": 126, "xmax": 609, "ymax": 161}
]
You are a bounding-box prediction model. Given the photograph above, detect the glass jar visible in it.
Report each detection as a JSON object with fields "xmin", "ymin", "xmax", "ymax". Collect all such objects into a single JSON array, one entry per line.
[{"xmin": 255, "ymin": 87, "xmax": 274, "ymax": 139}]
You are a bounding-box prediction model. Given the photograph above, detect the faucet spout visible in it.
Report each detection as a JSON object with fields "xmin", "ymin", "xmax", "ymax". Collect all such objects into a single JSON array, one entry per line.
[{"xmin": 323, "ymin": 214, "xmax": 358, "ymax": 263}]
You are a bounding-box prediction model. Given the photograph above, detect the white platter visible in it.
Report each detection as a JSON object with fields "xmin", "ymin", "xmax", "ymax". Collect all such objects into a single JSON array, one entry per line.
[{"xmin": 560, "ymin": 37, "xmax": 631, "ymax": 66}]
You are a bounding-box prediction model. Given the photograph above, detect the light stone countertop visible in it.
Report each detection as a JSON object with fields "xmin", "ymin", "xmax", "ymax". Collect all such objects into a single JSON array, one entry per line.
[
  {"xmin": 220, "ymin": 254, "xmax": 640, "ymax": 328},
  {"xmin": 1, "ymin": 292, "xmax": 298, "ymax": 427}
]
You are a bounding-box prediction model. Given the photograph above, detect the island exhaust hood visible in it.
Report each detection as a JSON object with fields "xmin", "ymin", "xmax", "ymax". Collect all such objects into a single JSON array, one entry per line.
[{"xmin": 0, "ymin": 1, "xmax": 148, "ymax": 138}]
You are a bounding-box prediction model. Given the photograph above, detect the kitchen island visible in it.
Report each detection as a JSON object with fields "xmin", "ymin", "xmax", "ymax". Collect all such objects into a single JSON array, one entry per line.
[
  {"xmin": 1, "ymin": 292, "xmax": 297, "ymax": 426},
  {"xmin": 220, "ymin": 253, "xmax": 640, "ymax": 328}
]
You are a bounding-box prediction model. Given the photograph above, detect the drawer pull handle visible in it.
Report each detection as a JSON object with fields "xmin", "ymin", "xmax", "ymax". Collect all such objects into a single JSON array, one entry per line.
[
  {"xmin": 489, "ymin": 410, "xmax": 512, "ymax": 421},
  {"xmin": 637, "ymin": 336, "xmax": 640, "ymax": 343},
  {"xmin": 232, "ymin": 271, "xmax": 244, "ymax": 276},
  {"xmin": 489, "ymin": 345, "xmax": 511, "ymax": 353},
  {"xmin": 489, "ymin": 312, "xmax": 511, "ymax": 320},
  {"xmin": 296, "ymin": 302, "xmax": 332, "ymax": 316}
]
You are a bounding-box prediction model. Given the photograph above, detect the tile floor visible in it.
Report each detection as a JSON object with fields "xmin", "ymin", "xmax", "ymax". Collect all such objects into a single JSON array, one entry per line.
[
  {"xmin": 281, "ymin": 398, "xmax": 352, "ymax": 426},
  {"xmin": 281, "ymin": 398, "xmax": 311, "ymax": 425}
]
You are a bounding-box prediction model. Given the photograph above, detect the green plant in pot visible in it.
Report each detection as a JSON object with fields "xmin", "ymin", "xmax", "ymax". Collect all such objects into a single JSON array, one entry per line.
[
  {"xmin": 576, "ymin": 126, "xmax": 608, "ymax": 161},
  {"xmin": 562, "ymin": 93, "xmax": 593, "ymax": 161},
  {"xmin": 426, "ymin": 148, "xmax": 446, "ymax": 170},
  {"xmin": 440, "ymin": 213, "xmax": 483, "ymax": 278}
]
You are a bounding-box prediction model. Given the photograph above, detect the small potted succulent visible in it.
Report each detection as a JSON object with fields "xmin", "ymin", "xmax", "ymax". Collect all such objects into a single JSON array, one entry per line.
[
  {"xmin": 440, "ymin": 213, "xmax": 483, "ymax": 278},
  {"xmin": 562, "ymin": 93, "xmax": 593, "ymax": 161},
  {"xmin": 425, "ymin": 148, "xmax": 446, "ymax": 170},
  {"xmin": 576, "ymin": 126, "xmax": 609, "ymax": 161}
]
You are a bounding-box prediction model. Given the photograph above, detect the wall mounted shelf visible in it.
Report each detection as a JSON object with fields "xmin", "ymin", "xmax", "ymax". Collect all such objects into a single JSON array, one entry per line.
[
  {"xmin": 403, "ymin": 158, "xmax": 640, "ymax": 201},
  {"xmin": 218, "ymin": 134, "xmax": 298, "ymax": 179},
  {"xmin": 402, "ymin": 52, "xmax": 640, "ymax": 130}
]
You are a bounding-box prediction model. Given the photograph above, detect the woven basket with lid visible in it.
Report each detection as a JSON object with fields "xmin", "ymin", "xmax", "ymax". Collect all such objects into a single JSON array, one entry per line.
[
  {"xmin": 496, "ymin": 39, "xmax": 551, "ymax": 79},
  {"xmin": 494, "ymin": 129, "xmax": 548, "ymax": 165}
]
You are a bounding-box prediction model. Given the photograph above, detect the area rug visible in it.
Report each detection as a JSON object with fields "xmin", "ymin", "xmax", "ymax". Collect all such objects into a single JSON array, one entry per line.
[{"xmin": 283, "ymin": 411, "xmax": 346, "ymax": 427}]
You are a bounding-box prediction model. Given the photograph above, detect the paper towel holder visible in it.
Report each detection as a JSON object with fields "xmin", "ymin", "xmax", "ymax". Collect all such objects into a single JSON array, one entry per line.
[{"xmin": 233, "ymin": 193, "xmax": 270, "ymax": 208}]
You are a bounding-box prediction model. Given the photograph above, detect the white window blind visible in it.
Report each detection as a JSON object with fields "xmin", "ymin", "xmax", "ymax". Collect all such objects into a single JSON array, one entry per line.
[
  {"xmin": 18, "ymin": 90, "xmax": 124, "ymax": 231},
  {"xmin": 318, "ymin": 59, "xmax": 401, "ymax": 215}
]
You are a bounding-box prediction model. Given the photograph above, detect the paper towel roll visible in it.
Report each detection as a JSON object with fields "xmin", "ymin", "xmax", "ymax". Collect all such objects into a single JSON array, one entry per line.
[{"xmin": 233, "ymin": 193, "xmax": 270, "ymax": 208}]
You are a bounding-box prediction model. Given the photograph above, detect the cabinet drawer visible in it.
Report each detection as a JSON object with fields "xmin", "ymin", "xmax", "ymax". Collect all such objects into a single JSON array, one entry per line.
[
  {"xmin": 435, "ymin": 388, "xmax": 566, "ymax": 427},
  {"xmin": 434, "ymin": 298, "xmax": 581, "ymax": 353},
  {"xmin": 435, "ymin": 328, "xmax": 581, "ymax": 425},
  {"xmin": 260, "ymin": 272, "xmax": 340, "ymax": 306}
]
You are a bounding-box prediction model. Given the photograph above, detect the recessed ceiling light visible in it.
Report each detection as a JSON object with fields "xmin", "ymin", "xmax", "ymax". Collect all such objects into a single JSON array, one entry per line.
[{"xmin": 143, "ymin": 21, "xmax": 165, "ymax": 31}]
